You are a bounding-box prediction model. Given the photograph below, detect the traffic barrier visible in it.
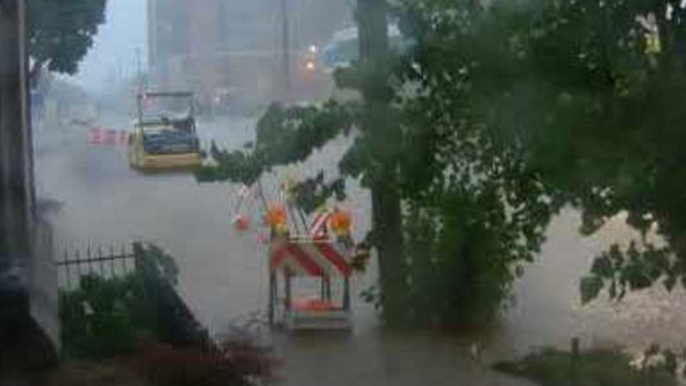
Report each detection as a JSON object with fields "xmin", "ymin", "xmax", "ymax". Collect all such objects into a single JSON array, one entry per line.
[
  {"xmin": 88, "ymin": 127, "xmax": 129, "ymax": 146},
  {"xmin": 309, "ymin": 210, "xmax": 331, "ymax": 239},
  {"xmin": 270, "ymin": 238, "xmax": 352, "ymax": 277}
]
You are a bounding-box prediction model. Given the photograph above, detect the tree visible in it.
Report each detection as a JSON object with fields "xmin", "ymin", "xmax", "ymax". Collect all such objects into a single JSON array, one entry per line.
[
  {"xmin": 387, "ymin": 0, "xmax": 563, "ymax": 325},
  {"xmin": 352, "ymin": 0, "xmax": 409, "ymax": 322},
  {"xmin": 201, "ymin": 0, "xmax": 686, "ymax": 324},
  {"xmin": 28, "ymin": 0, "xmax": 107, "ymax": 85},
  {"xmin": 407, "ymin": 0, "xmax": 686, "ymax": 304},
  {"xmin": 199, "ymin": 0, "xmax": 563, "ymax": 326},
  {"xmin": 199, "ymin": 0, "xmax": 416, "ymax": 323},
  {"xmin": 475, "ymin": 0, "xmax": 686, "ymax": 304}
]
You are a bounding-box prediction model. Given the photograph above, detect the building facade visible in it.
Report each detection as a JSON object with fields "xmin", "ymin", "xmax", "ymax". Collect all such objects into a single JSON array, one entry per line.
[{"xmin": 147, "ymin": 0, "xmax": 351, "ymax": 112}]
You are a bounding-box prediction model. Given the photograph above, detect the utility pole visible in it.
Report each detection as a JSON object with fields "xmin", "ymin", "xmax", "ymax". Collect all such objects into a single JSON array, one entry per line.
[
  {"xmin": 281, "ymin": 0, "xmax": 291, "ymax": 100},
  {"xmin": 136, "ymin": 47, "xmax": 144, "ymax": 91}
]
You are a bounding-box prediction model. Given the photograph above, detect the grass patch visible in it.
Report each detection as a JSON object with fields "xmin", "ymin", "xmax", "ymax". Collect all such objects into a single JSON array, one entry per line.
[{"xmin": 493, "ymin": 347, "xmax": 677, "ymax": 386}]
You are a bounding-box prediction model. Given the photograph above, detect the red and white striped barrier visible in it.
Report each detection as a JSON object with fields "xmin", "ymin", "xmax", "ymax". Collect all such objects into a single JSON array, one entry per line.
[
  {"xmin": 309, "ymin": 210, "xmax": 331, "ymax": 239},
  {"xmin": 270, "ymin": 239, "xmax": 352, "ymax": 277},
  {"xmin": 88, "ymin": 127, "xmax": 128, "ymax": 146}
]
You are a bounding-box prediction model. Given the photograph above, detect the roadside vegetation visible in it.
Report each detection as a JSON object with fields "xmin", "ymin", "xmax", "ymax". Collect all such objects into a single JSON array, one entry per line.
[
  {"xmin": 57, "ymin": 243, "xmax": 275, "ymax": 386},
  {"xmin": 198, "ymin": 0, "xmax": 686, "ymax": 330},
  {"xmin": 494, "ymin": 347, "xmax": 680, "ymax": 386},
  {"xmin": 29, "ymin": 0, "xmax": 686, "ymax": 383},
  {"xmin": 36, "ymin": 0, "xmax": 686, "ymax": 331}
]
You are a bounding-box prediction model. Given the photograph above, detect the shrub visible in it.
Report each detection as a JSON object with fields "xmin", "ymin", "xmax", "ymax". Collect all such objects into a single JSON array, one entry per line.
[
  {"xmin": 494, "ymin": 347, "xmax": 677, "ymax": 386},
  {"xmin": 125, "ymin": 340, "xmax": 278, "ymax": 386},
  {"xmin": 59, "ymin": 273, "xmax": 157, "ymax": 359}
]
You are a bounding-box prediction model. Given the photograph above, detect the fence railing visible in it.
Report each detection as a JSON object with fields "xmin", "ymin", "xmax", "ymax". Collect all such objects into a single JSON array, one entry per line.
[
  {"xmin": 56, "ymin": 241, "xmax": 211, "ymax": 350},
  {"xmin": 55, "ymin": 242, "xmax": 136, "ymax": 291}
]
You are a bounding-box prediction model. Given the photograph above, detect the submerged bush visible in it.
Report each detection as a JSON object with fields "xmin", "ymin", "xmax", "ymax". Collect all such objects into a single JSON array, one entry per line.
[
  {"xmin": 494, "ymin": 347, "xmax": 678, "ymax": 386},
  {"xmin": 59, "ymin": 243, "xmax": 182, "ymax": 359},
  {"xmin": 58, "ymin": 243, "xmax": 276, "ymax": 385},
  {"xmin": 59, "ymin": 273, "xmax": 157, "ymax": 359}
]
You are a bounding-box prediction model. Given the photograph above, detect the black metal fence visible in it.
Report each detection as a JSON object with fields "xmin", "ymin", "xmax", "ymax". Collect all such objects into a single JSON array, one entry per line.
[
  {"xmin": 55, "ymin": 242, "xmax": 137, "ymax": 290},
  {"xmin": 56, "ymin": 241, "xmax": 210, "ymax": 349}
]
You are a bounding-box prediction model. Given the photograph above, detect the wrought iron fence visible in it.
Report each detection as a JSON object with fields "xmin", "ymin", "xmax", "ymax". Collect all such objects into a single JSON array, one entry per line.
[
  {"xmin": 55, "ymin": 242, "xmax": 137, "ymax": 291},
  {"xmin": 55, "ymin": 241, "xmax": 213, "ymax": 353}
]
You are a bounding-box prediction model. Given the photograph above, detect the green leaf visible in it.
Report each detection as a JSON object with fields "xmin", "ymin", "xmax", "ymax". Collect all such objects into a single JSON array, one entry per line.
[
  {"xmin": 664, "ymin": 275, "xmax": 677, "ymax": 292},
  {"xmin": 28, "ymin": 0, "xmax": 108, "ymax": 76},
  {"xmin": 580, "ymin": 276, "xmax": 604, "ymax": 305},
  {"xmin": 590, "ymin": 254, "xmax": 613, "ymax": 278}
]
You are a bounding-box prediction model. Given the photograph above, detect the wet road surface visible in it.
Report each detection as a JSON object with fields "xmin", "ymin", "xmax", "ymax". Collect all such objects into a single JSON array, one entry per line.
[{"xmin": 34, "ymin": 114, "xmax": 686, "ymax": 385}]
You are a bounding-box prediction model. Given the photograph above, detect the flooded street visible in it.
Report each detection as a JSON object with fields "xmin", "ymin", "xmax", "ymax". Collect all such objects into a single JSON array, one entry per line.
[{"xmin": 35, "ymin": 114, "xmax": 686, "ymax": 385}]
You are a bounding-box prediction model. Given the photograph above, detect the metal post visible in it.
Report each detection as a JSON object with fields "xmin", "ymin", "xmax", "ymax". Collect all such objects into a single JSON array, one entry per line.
[
  {"xmin": 267, "ymin": 233, "xmax": 276, "ymax": 326},
  {"xmin": 75, "ymin": 248, "xmax": 82, "ymax": 287},
  {"xmin": 136, "ymin": 47, "xmax": 143, "ymax": 92},
  {"xmin": 137, "ymin": 93, "xmax": 143, "ymax": 124},
  {"xmin": 109, "ymin": 244, "xmax": 115, "ymax": 277},
  {"xmin": 570, "ymin": 337, "xmax": 580, "ymax": 386},
  {"xmin": 285, "ymin": 269, "xmax": 292, "ymax": 311},
  {"xmin": 280, "ymin": 0, "xmax": 291, "ymax": 99},
  {"xmin": 133, "ymin": 242, "xmax": 143, "ymax": 272},
  {"xmin": 120, "ymin": 243, "xmax": 127, "ymax": 274},
  {"xmin": 63, "ymin": 249, "xmax": 70, "ymax": 291},
  {"xmin": 287, "ymin": 204, "xmax": 302, "ymax": 235},
  {"xmin": 268, "ymin": 270, "xmax": 276, "ymax": 326},
  {"xmin": 95, "ymin": 243, "xmax": 105, "ymax": 276},
  {"xmin": 297, "ymin": 208, "xmax": 308, "ymax": 234},
  {"xmin": 343, "ymin": 276, "xmax": 350, "ymax": 311},
  {"xmin": 325, "ymin": 276, "xmax": 332, "ymax": 301},
  {"xmin": 320, "ymin": 276, "xmax": 325, "ymax": 300}
]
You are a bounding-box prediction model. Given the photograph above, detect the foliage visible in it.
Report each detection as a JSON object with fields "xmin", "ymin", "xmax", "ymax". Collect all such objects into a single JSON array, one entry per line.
[
  {"xmin": 199, "ymin": 0, "xmax": 686, "ymax": 324},
  {"xmin": 58, "ymin": 243, "xmax": 275, "ymax": 385},
  {"xmin": 435, "ymin": 0, "xmax": 686, "ymax": 303},
  {"xmin": 494, "ymin": 347, "xmax": 678, "ymax": 386},
  {"xmin": 387, "ymin": 0, "xmax": 565, "ymax": 325},
  {"xmin": 60, "ymin": 243, "xmax": 179, "ymax": 359},
  {"xmin": 198, "ymin": 0, "xmax": 561, "ymax": 326},
  {"xmin": 28, "ymin": 0, "xmax": 107, "ymax": 77},
  {"xmin": 138, "ymin": 242, "xmax": 180, "ymax": 286},
  {"xmin": 400, "ymin": 0, "xmax": 686, "ymax": 307},
  {"xmin": 59, "ymin": 272, "xmax": 156, "ymax": 359},
  {"xmin": 196, "ymin": 101, "xmax": 356, "ymax": 189}
]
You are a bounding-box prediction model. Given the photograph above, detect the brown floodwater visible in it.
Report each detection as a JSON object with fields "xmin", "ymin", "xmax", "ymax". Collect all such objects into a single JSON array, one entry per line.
[{"xmin": 34, "ymin": 114, "xmax": 686, "ymax": 385}]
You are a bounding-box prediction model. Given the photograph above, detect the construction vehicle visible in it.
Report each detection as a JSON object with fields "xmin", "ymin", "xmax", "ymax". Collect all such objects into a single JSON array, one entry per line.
[{"xmin": 128, "ymin": 91, "xmax": 202, "ymax": 172}]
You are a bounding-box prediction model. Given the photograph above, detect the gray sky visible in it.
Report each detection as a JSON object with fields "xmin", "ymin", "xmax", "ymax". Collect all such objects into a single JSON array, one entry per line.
[{"xmin": 68, "ymin": 0, "xmax": 147, "ymax": 92}]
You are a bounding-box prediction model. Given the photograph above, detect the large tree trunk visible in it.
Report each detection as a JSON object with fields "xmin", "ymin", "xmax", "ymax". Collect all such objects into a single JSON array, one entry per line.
[
  {"xmin": 357, "ymin": 0, "xmax": 408, "ymax": 323},
  {"xmin": 370, "ymin": 176, "xmax": 406, "ymax": 323}
]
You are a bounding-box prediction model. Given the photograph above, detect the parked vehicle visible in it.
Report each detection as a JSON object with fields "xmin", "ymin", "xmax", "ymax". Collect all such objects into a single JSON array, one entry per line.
[{"xmin": 128, "ymin": 91, "xmax": 202, "ymax": 172}]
